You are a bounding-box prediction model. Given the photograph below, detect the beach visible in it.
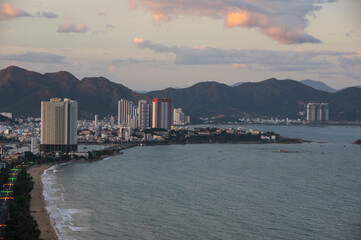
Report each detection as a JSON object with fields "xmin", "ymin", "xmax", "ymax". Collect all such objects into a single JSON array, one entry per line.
[{"xmin": 28, "ymin": 164, "xmax": 59, "ymax": 240}]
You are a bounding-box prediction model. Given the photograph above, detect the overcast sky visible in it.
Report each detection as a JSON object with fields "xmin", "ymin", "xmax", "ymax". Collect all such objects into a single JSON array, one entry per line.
[{"xmin": 0, "ymin": 0, "xmax": 360, "ymax": 91}]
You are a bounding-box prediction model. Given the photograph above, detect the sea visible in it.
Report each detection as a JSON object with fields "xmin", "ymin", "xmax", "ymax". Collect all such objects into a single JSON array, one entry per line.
[{"xmin": 41, "ymin": 125, "xmax": 361, "ymax": 240}]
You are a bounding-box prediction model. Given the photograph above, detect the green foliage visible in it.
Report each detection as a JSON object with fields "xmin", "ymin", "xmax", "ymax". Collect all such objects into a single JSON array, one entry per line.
[
  {"xmin": 5, "ymin": 169, "xmax": 41, "ymax": 240},
  {"xmin": 24, "ymin": 152, "xmax": 37, "ymax": 160},
  {"xmin": 142, "ymin": 128, "xmax": 168, "ymax": 134}
]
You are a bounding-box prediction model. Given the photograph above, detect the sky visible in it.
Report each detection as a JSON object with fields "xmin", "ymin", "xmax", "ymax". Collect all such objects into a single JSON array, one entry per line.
[{"xmin": 0, "ymin": 0, "xmax": 360, "ymax": 91}]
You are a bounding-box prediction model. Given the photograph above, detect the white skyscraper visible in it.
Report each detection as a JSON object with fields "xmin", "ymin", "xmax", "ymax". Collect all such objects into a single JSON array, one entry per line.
[
  {"xmin": 40, "ymin": 98, "xmax": 78, "ymax": 153},
  {"xmin": 138, "ymin": 100, "xmax": 151, "ymax": 130},
  {"xmin": 31, "ymin": 136, "xmax": 38, "ymax": 154},
  {"xmin": 110, "ymin": 115, "xmax": 115, "ymax": 127},
  {"xmin": 306, "ymin": 102, "xmax": 329, "ymax": 123},
  {"xmin": 173, "ymin": 108, "xmax": 185, "ymax": 125},
  {"xmin": 94, "ymin": 114, "xmax": 98, "ymax": 126},
  {"xmin": 118, "ymin": 99, "xmax": 138, "ymax": 127}
]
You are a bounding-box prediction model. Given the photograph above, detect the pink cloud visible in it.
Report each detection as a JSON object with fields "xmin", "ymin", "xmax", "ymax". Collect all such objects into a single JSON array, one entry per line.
[
  {"xmin": 128, "ymin": 0, "xmax": 330, "ymax": 44},
  {"xmin": 342, "ymin": 51, "xmax": 361, "ymax": 59},
  {"xmin": 0, "ymin": 3, "xmax": 31, "ymax": 20},
  {"xmin": 57, "ymin": 23, "xmax": 88, "ymax": 33},
  {"xmin": 232, "ymin": 63, "xmax": 248, "ymax": 69},
  {"xmin": 108, "ymin": 64, "xmax": 116, "ymax": 73}
]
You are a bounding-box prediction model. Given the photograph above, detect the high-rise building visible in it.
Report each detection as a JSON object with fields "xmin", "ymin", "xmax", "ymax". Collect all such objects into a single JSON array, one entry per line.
[
  {"xmin": 319, "ymin": 103, "xmax": 329, "ymax": 122},
  {"xmin": 307, "ymin": 102, "xmax": 329, "ymax": 123},
  {"xmin": 31, "ymin": 136, "xmax": 38, "ymax": 154},
  {"xmin": 138, "ymin": 100, "xmax": 151, "ymax": 130},
  {"xmin": 94, "ymin": 114, "xmax": 98, "ymax": 126},
  {"xmin": 110, "ymin": 115, "xmax": 115, "ymax": 127},
  {"xmin": 185, "ymin": 116, "xmax": 191, "ymax": 124},
  {"xmin": 152, "ymin": 98, "xmax": 172, "ymax": 130},
  {"xmin": 306, "ymin": 103, "xmax": 319, "ymax": 121},
  {"xmin": 173, "ymin": 108, "xmax": 185, "ymax": 125},
  {"xmin": 118, "ymin": 99, "xmax": 138, "ymax": 127},
  {"xmin": 40, "ymin": 98, "xmax": 78, "ymax": 153}
]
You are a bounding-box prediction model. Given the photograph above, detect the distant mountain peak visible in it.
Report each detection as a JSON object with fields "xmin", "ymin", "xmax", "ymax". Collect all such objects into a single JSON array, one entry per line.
[
  {"xmin": 230, "ymin": 82, "xmax": 245, "ymax": 87},
  {"xmin": 4, "ymin": 65, "xmax": 26, "ymax": 72},
  {"xmin": 300, "ymin": 79, "xmax": 336, "ymax": 93}
]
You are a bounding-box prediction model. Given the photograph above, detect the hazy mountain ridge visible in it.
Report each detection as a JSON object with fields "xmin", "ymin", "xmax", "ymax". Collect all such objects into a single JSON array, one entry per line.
[
  {"xmin": 0, "ymin": 66, "xmax": 149, "ymax": 118},
  {"xmin": 299, "ymin": 79, "xmax": 337, "ymax": 93},
  {"xmin": 148, "ymin": 78, "xmax": 361, "ymax": 121},
  {"xmin": 1, "ymin": 66, "xmax": 360, "ymax": 121},
  {"xmin": 148, "ymin": 78, "xmax": 332, "ymax": 119}
]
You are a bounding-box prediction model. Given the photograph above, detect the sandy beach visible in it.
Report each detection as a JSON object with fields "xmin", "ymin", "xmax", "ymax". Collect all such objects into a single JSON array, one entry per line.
[{"xmin": 28, "ymin": 164, "xmax": 59, "ymax": 240}]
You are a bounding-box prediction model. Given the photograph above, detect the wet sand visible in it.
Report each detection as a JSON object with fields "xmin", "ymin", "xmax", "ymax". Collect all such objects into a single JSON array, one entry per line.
[{"xmin": 28, "ymin": 164, "xmax": 59, "ymax": 240}]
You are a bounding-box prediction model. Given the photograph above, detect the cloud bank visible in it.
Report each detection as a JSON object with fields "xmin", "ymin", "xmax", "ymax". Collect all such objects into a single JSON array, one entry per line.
[
  {"xmin": 0, "ymin": 52, "xmax": 66, "ymax": 64},
  {"xmin": 129, "ymin": 0, "xmax": 335, "ymax": 44},
  {"xmin": 133, "ymin": 38, "xmax": 361, "ymax": 79},
  {"xmin": 57, "ymin": 23, "xmax": 88, "ymax": 33}
]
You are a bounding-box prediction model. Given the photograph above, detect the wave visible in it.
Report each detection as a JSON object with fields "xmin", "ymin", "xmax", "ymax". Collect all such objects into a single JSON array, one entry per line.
[{"xmin": 41, "ymin": 163, "xmax": 86, "ymax": 240}]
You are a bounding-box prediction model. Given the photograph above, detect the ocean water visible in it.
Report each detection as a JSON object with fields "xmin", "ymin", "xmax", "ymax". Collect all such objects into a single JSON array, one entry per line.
[{"xmin": 42, "ymin": 125, "xmax": 361, "ymax": 240}]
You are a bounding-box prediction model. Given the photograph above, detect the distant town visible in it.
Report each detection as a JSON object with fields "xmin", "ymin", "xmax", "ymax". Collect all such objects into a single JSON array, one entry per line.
[{"xmin": 0, "ymin": 97, "xmax": 335, "ymax": 161}]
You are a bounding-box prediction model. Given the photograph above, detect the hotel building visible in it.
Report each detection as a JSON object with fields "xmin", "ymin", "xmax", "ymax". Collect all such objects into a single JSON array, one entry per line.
[{"xmin": 40, "ymin": 98, "xmax": 78, "ymax": 153}]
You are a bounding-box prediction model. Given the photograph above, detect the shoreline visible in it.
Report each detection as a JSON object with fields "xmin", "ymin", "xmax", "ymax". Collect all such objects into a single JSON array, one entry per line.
[
  {"xmin": 28, "ymin": 164, "xmax": 59, "ymax": 240},
  {"xmin": 27, "ymin": 148, "xmax": 128, "ymax": 240}
]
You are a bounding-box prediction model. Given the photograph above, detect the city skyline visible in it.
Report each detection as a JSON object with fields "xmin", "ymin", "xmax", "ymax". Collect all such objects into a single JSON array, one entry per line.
[{"xmin": 0, "ymin": 0, "xmax": 360, "ymax": 91}]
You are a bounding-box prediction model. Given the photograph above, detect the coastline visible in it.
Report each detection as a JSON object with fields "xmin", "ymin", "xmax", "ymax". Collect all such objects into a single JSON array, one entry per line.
[
  {"xmin": 27, "ymin": 148, "xmax": 129, "ymax": 240},
  {"xmin": 28, "ymin": 164, "xmax": 59, "ymax": 240}
]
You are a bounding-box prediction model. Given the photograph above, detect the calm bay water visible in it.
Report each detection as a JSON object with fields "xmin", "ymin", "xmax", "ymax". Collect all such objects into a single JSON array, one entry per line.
[{"xmin": 42, "ymin": 126, "xmax": 361, "ymax": 240}]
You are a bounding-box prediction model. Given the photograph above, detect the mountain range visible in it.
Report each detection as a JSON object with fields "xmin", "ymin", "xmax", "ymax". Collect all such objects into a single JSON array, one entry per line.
[
  {"xmin": 232, "ymin": 79, "xmax": 338, "ymax": 93},
  {"xmin": 0, "ymin": 66, "xmax": 360, "ymax": 121},
  {"xmin": 0, "ymin": 66, "xmax": 149, "ymax": 118}
]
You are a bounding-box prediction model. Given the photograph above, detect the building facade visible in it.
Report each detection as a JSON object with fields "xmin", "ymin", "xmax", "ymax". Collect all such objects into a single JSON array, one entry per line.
[
  {"xmin": 152, "ymin": 98, "xmax": 172, "ymax": 130},
  {"xmin": 31, "ymin": 136, "xmax": 38, "ymax": 154},
  {"xmin": 94, "ymin": 114, "xmax": 98, "ymax": 126},
  {"xmin": 40, "ymin": 98, "xmax": 78, "ymax": 153},
  {"xmin": 138, "ymin": 100, "xmax": 151, "ymax": 130},
  {"xmin": 306, "ymin": 103, "xmax": 329, "ymax": 123},
  {"xmin": 118, "ymin": 99, "xmax": 138, "ymax": 127},
  {"xmin": 0, "ymin": 112, "xmax": 12, "ymax": 119},
  {"xmin": 173, "ymin": 108, "xmax": 185, "ymax": 125}
]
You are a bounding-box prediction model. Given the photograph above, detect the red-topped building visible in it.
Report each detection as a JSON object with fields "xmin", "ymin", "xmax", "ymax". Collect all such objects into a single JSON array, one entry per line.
[{"xmin": 152, "ymin": 98, "xmax": 172, "ymax": 130}]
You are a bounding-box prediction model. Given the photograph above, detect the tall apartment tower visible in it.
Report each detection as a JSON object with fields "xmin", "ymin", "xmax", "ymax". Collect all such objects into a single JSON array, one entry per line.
[
  {"xmin": 173, "ymin": 108, "xmax": 185, "ymax": 125},
  {"xmin": 110, "ymin": 115, "xmax": 115, "ymax": 127},
  {"xmin": 40, "ymin": 98, "xmax": 78, "ymax": 153},
  {"xmin": 138, "ymin": 100, "xmax": 151, "ymax": 130},
  {"xmin": 94, "ymin": 114, "xmax": 98, "ymax": 126},
  {"xmin": 152, "ymin": 98, "xmax": 172, "ymax": 130},
  {"xmin": 118, "ymin": 99, "xmax": 138, "ymax": 127},
  {"xmin": 31, "ymin": 136, "xmax": 38, "ymax": 154},
  {"xmin": 319, "ymin": 103, "xmax": 329, "ymax": 122},
  {"xmin": 307, "ymin": 102, "xmax": 329, "ymax": 123}
]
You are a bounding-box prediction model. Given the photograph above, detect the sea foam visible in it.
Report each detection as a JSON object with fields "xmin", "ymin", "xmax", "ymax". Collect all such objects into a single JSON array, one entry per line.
[{"xmin": 42, "ymin": 163, "xmax": 86, "ymax": 240}]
